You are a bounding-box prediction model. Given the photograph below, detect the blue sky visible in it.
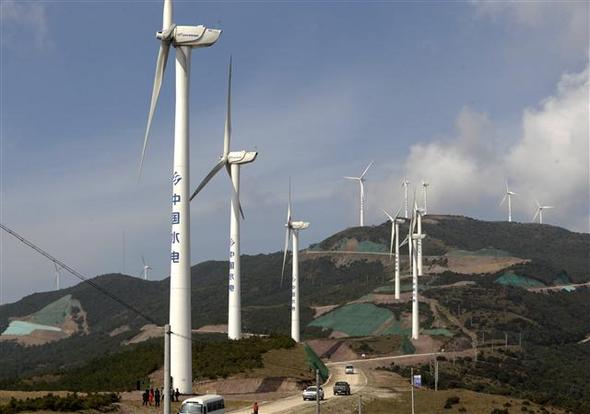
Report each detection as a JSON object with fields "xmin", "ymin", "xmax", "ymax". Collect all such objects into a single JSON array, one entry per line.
[{"xmin": 1, "ymin": 1, "xmax": 588, "ymax": 304}]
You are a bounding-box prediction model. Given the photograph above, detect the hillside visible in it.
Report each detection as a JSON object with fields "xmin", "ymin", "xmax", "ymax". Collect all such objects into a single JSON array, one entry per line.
[{"xmin": 0, "ymin": 215, "xmax": 588, "ymax": 386}]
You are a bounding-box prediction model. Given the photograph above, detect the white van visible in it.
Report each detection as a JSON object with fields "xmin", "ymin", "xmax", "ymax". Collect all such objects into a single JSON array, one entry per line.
[{"xmin": 178, "ymin": 395, "xmax": 225, "ymax": 414}]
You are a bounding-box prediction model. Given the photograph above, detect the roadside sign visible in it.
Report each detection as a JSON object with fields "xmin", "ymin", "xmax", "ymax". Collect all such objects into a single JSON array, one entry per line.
[{"xmin": 413, "ymin": 374, "xmax": 422, "ymax": 388}]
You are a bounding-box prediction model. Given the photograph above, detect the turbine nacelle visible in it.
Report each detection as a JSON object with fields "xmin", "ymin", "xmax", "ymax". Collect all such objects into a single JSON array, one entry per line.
[
  {"xmin": 228, "ymin": 150, "xmax": 258, "ymax": 165},
  {"xmin": 157, "ymin": 25, "xmax": 222, "ymax": 48},
  {"xmin": 290, "ymin": 221, "xmax": 310, "ymax": 230}
]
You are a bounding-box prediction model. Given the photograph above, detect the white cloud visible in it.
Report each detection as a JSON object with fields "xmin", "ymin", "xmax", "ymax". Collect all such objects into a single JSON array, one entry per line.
[
  {"xmin": 380, "ymin": 64, "xmax": 589, "ymax": 231},
  {"xmin": 472, "ymin": 1, "xmax": 589, "ymax": 59},
  {"xmin": 507, "ymin": 65, "xmax": 589, "ymax": 229},
  {"xmin": 1, "ymin": 0, "xmax": 52, "ymax": 50}
]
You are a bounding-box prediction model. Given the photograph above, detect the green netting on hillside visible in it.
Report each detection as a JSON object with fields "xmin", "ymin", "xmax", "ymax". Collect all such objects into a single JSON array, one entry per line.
[
  {"xmin": 447, "ymin": 248, "xmax": 512, "ymax": 257},
  {"xmin": 553, "ymin": 272, "xmax": 571, "ymax": 285},
  {"xmin": 422, "ymin": 328, "xmax": 454, "ymax": 337},
  {"xmin": 308, "ymin": 303, "xmax": 392, "ymax": 337},
  {"xmin": 374, "ymin": 283, "xmax": 414, "ymax": 294},
  {"xmin": 357, "ymin": 241, "xmax": 386, "ymax": 253},
  {"xmin": 304, "ymin": 345, "xmax": 329, "ymax": 382},
  {"xmin": 495, "ymin": 272, "xmax": 545, "ymax": 288},
  {"xmin": 400, "ymin": 336, "xmax": 415, "ymax": 354},
  {"xmin": 29, "ymin": 294, "xmax": 73, "ymax": 326},
  {"xmin": 2, "ymin": 320, "xmax": 62, "ymax": 336},
  {"xmin": 381, "ymin": 321, "xmax": 411, "ymax": 336}
]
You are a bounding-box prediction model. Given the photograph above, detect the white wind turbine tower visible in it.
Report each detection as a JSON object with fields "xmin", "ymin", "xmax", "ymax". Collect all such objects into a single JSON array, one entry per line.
[
  {"xmin": 499, "ymin": 181, "xmax": 518, "ymax": 222},
  {"xmin": 382, "ymin": 208, "xmax": 403, "ymax": 300},
  {"xmin": 416, "ymin": 205, "xmax": 425, "ymax": 277},
  {"xmin": 190, "ymin": 58, "xmax": 257, "ymax": 340},
  {"xmin": 344, "ymin": 162, "xmax": 373, "ymax": 227},
  {"xmin": 421, "ymin": 180, "xmax": 430, "ymax": 215},
  {"xmin": 401, "ymin": 177, "xmax": 410, "ymax": 219},
  {"xmin": 532, "ymin": 200, "xmax": 554, "ymax": 224},
  {"xmin": 141, "ymin": 256, "xmax": 152, "ymax": 281},
  {"xmin": 139, "ymin": 0, "xmax": 221, "ymax": 393},
  {"xmin": 402, "ymin": 196, "xmax": 423, "ymax": 340},
  {"xmin": 54, "ymin": 263, "xmax": 62, "ymax": 291},
  {"xmin": 281, "ymin": 182, "xmax": 310, "ymax": 343}
]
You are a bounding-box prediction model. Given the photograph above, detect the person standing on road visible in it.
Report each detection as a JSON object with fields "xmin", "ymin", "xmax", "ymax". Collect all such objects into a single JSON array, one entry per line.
[
  {"xmin": 175, "ymin": 388, "xmax": 180, "ymax": 402},
  {"xmin": 252, "ymin": 401, "xmax": 259, "ymax": 414},
  {"xmin": 142, "ymin": 390, "xmax": 148, "ymax": 406},
  {"xmin": 154, "ymin": 388, "xmax": 161, "ymax": 407},
  {"xmin": 149, "ymin": 388, "xmax": 154, "ymax": 406}
]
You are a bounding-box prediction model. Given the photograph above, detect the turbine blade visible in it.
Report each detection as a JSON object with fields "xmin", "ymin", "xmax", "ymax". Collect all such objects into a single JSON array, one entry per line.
[
  {"xmin": 394, "ymin": 207, "xmax": 402, "ymax": 219},
  {"xmin": 281, "ymin": 229, "xmax": 290, "ymax": 287},
  {"xmin": 141, "ymin": 255, "xmax": 146, "ymax": 266},
  {"xmin": 162, "ymin": 0, "xmax": 172, "ymax": 30},
  {"xmin": 223, "ymin": 56, "xmax": 232, "ymax": 158},
  {"xmin": 176, "ymin": 45, "xmax": 188, "ymax": 73},
  {"xmin": 343, "ymin": 176, "xmax": 359, "ymax": 180},
  {"xmin": 288, "ymin": 178, "xmax": 292, "ymax": 223},
  {"xmin": 139, "ymin": 41, "xmax": 170, "ymax": 178},
  {"xmin": 389, "ymin": 223, "xmax": 395, "ymax": 260},
  {"xmin": 360, "ymin": 161, "xmax": 374, "ymax": 179},
  {"xmin": 381, "ymin": 208, "xmax": 394, "ymax": 221},
  {"xmin": 499, "ymin": 194, "xmax": 507, "ymax": 207},
  {"xmin": 400, "ymin": 235, "xmax": 408, "ymax": 247},
  {"xmin": 189, "ymin": 159, "xmax": 225, "ymax": 201},
  {"xmin": 225, "ymin": 164, "xmax": 245, "ymax": 219},
  {"xmin": 532, "ymin": 208, "xmax": 540, "ymax": 222}
]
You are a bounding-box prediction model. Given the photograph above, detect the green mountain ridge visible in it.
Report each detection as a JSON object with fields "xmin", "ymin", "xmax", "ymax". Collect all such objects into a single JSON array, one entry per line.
[{"xmin": 0, "ymin": 215, "xmax": 588, "ymax": 382}]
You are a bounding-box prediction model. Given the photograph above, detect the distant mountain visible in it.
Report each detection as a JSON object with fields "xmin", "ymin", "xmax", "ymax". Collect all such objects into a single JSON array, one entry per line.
[
  {"xmin": 315, "ymin": 215, "xmax": 590, "ymax": 283},
  {"xmin": 0, "ymin": 215, "xmax": 587, "ymax": 381}
]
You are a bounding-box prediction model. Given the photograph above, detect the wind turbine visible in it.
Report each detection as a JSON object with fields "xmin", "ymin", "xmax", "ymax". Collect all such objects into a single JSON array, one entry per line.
[
  {"xmin": 499, "ymin": 181, "xmax": 518, "ymax": 222},
  {"xmin": 344, "ymin": 162, "xmax": 373, "ymax": 227},
  {"xmin": 402, "ymin": 195, "xmax": 423, "ymax": 340},
  {"xmin": 54, "ymin": 263, "xmax": 61, "ymax": 291},
  {"xmin": 281, "ymin": 182, "xmax": 310, "ymax": 343},
  {"xmin": 532, "ymin": 201, "xmax": 554, "ymax": 224},
  {"xmin": 416, "ymin": 205, "xmax": 425, "ymax": 277},
  {"xmin": 139, "ymin": 0, "xmax": 221, "ymax": 393},
  {"xmin": 382, "ymin": 207, "xmax": 403, "ymax": 300},
  {"xmin": 190, "ymin": 58, "xmax": 258, "ymax": 340},
  {"xmin": 421, "ymin": 180, "xmax": 430, "ymax": 215},
  {"xmin": 401, "ymin": 177, "xmax": 410, "ymax": 219},
  {"xmin": 141, "ymin": 256, "xmax": 152, "ymax": 281}
]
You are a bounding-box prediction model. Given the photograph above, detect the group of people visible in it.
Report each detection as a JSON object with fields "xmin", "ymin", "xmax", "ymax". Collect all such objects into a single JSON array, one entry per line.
[{"xmin": 142, "ymin": 387, "xmax": 181, "ymax": 407}]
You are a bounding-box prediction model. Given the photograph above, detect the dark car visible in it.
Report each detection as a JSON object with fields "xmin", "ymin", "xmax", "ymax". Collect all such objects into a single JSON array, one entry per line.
[{"xmin": 333, "ymin": 381, "xmax": 351, "ymax": 396}]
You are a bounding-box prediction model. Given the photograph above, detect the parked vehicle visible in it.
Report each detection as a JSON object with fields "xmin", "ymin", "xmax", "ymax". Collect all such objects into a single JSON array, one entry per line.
[
  {"xmin": 333, "ymin": 381, "xmax": 351, "ymax": 396},
  {"xmin": 345, "ymin": 365, "xmax": 355, "ymax": 374},
  {"xmin": 179, "ymin": 395, "xmax": 224, "ymax": 414},
  {"xmin": 302, "ymin": 386, "xmax": 325, "ymax": 401}
]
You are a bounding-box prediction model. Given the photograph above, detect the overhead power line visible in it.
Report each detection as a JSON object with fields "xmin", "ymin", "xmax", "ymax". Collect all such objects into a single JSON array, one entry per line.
[{"xmin": 0, "ymin": 223, "xmax": 158, "ymax": 325}]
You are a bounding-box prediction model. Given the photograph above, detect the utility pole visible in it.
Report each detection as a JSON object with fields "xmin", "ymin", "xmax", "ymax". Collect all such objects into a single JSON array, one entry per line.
[
  {"xmin": 435, "ymin": 358, "xmax": 439, "ymax": 392},
  {"xmin": 410, "ymin": 367, "xmax": 415, "ymax": 414},
  {"xmin": 316, "ymin": 369, "xmax": 320, "ymax": 414},
  {"xmin": 358, "ymin": 394, "xmax": 362, "ymax": 414},
  {"xmin": 163, "ymin": 324, "xmax": 171, "ymax": 414}
]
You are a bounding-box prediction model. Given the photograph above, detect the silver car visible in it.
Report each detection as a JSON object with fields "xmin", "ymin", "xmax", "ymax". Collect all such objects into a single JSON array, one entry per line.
[{"xmin": 302, "ymin": 386, "xmax": 325, "ymax": 401}]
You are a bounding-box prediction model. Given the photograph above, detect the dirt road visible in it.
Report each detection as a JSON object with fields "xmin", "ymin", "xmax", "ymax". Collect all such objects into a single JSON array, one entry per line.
[
  {"xmin": 226, "ymin": 352, "xmax": 453, "ymax": 414},
  {"xmin": 227, "ymin": 363, "xmax": 367, "ymax": 414}
]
